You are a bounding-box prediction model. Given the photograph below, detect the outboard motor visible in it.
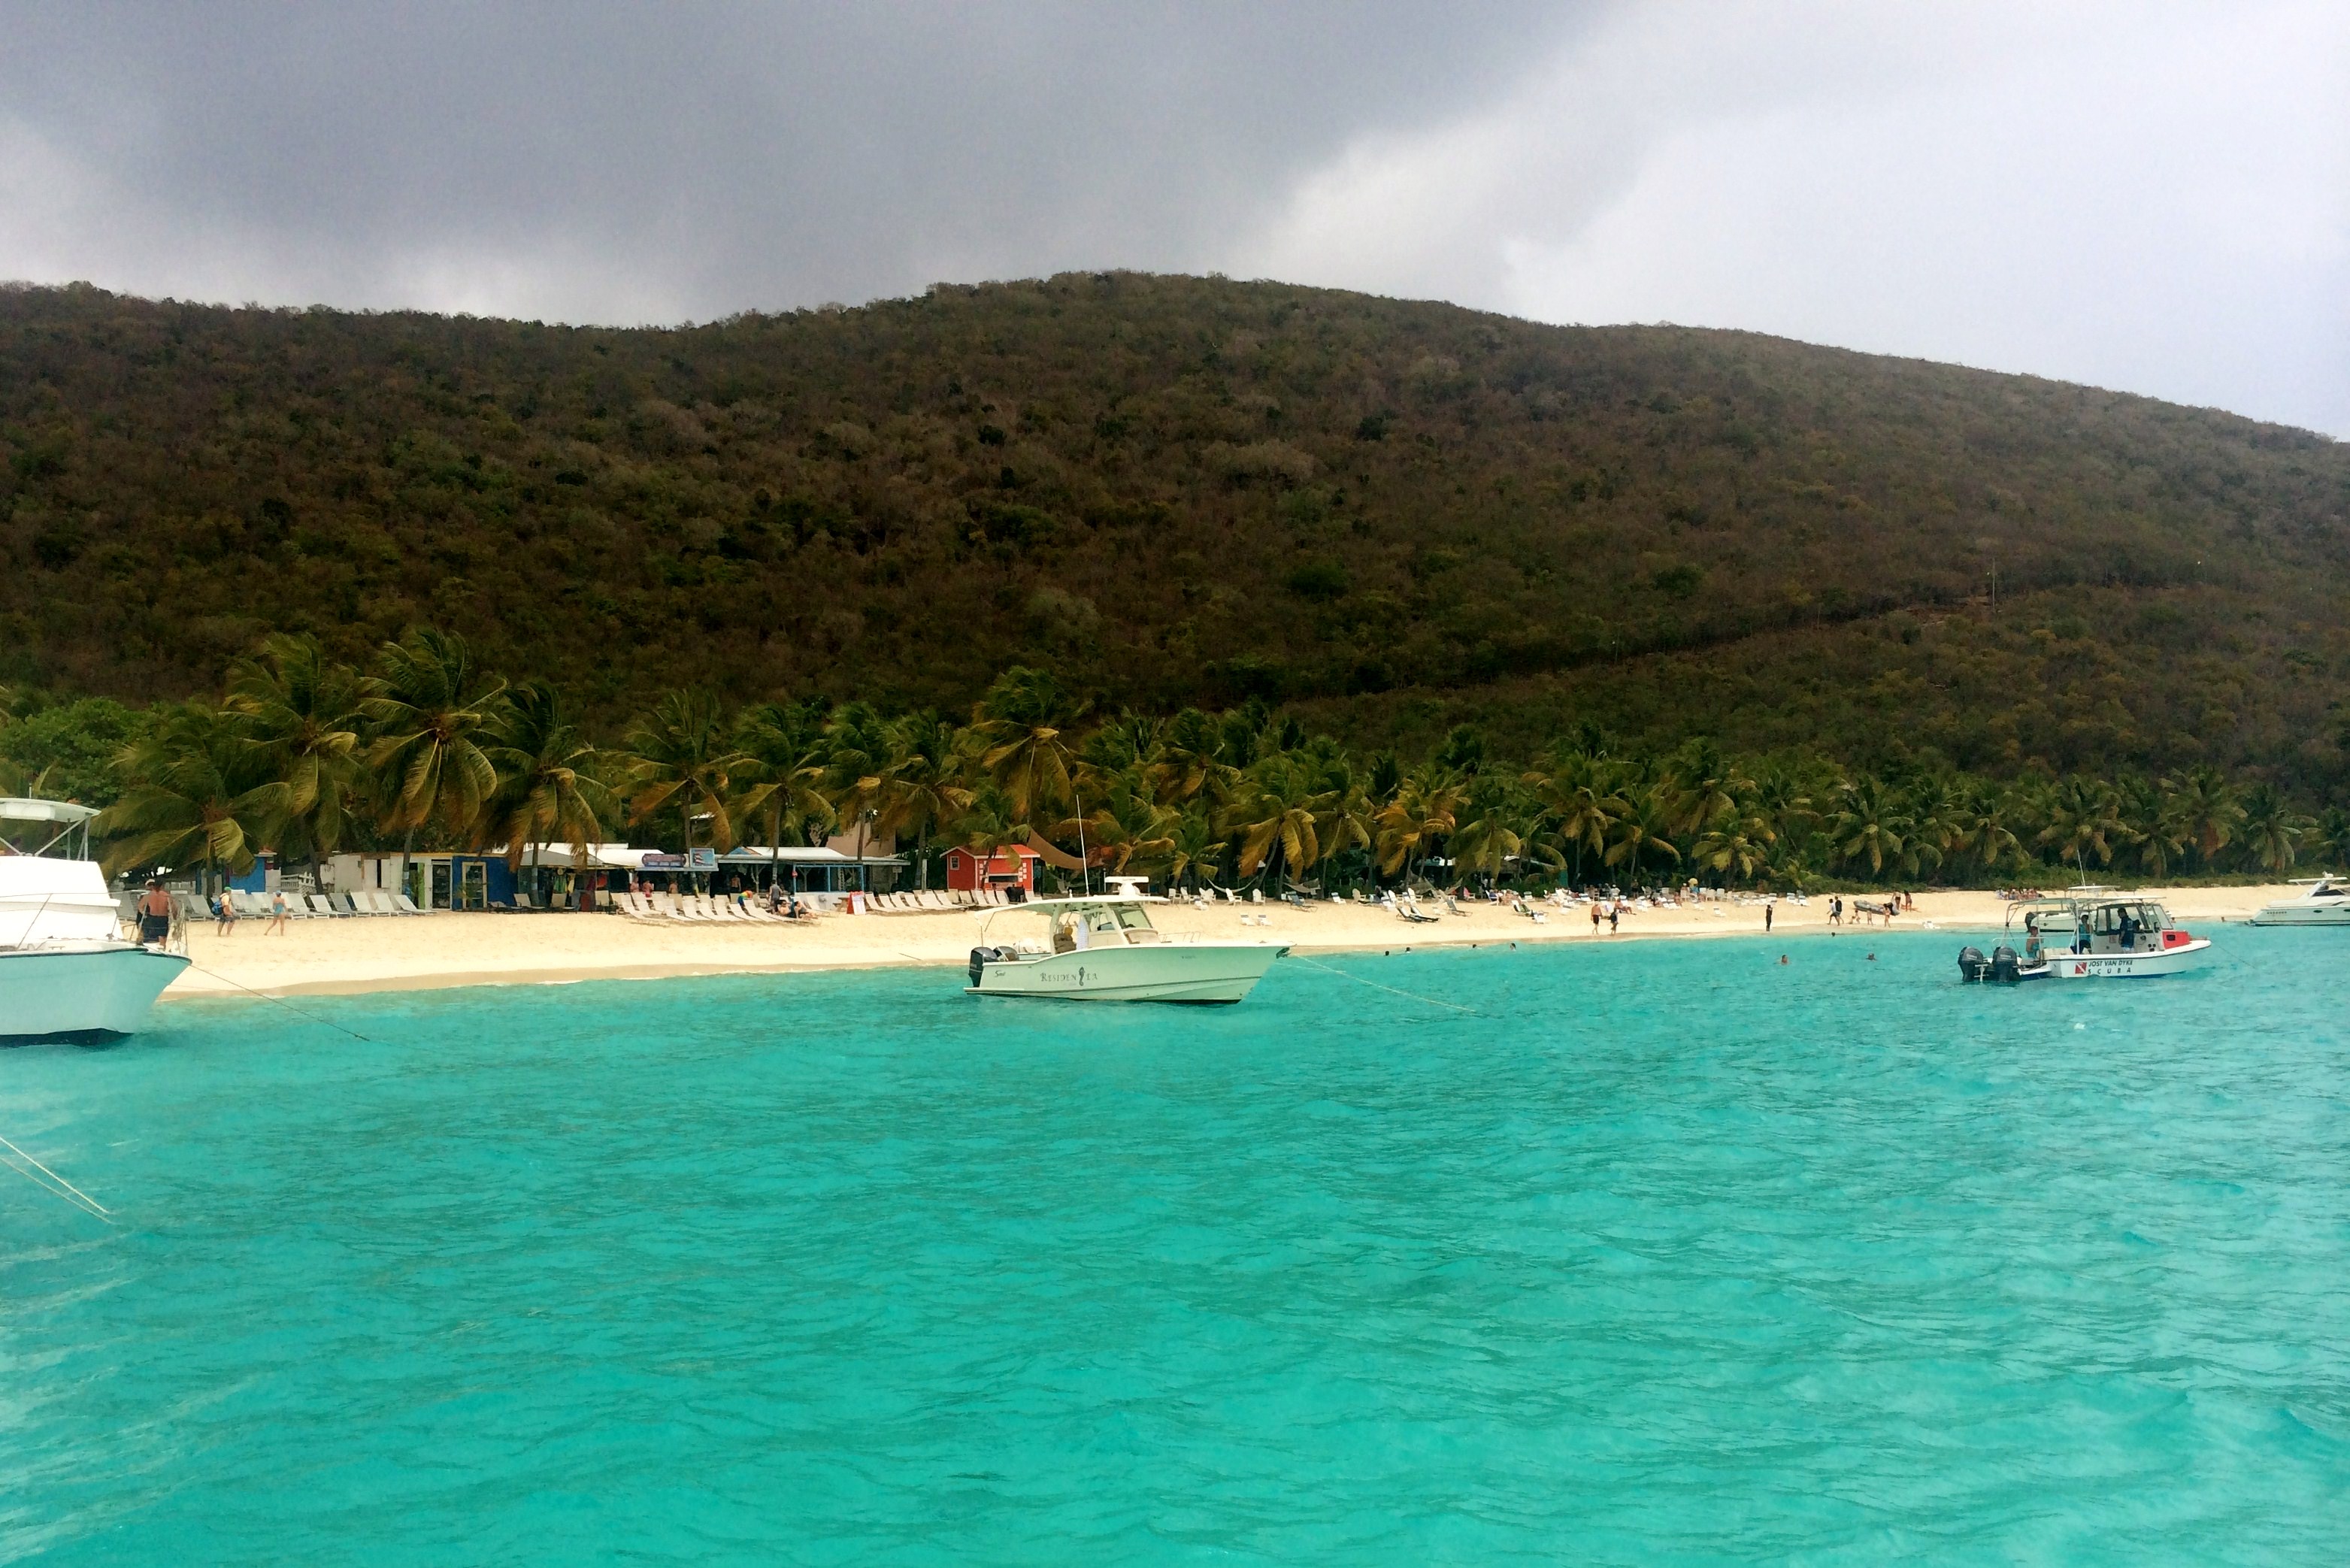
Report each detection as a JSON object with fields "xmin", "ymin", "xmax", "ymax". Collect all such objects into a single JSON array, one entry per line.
[
  {"xmin": 968, "ymin": 946, "xmax": 998, "ymax": 987},
  {"xmin": 1988, "ymin": 945, "xmax": 2021, "ymax": 984},
  {"xmin": 1957, "ymin": 946, "xmax": 1989, "ymax": 982}
]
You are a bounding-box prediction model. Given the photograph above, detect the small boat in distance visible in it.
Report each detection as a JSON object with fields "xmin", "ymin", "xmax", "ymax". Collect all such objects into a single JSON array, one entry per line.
[
  {"xmin": 966, "ymin": 891, "xmax": 1286, "ymax": 1003},
  {"xmin": 1, "ymin": 798, "xmax": 190, "ymax": 1041},
  {"xmin": 2247, "ymin": 876, "xmax": 2350, "ymax": 926},
  {"xmin": 1966, "ymin": 887, "xmax": 2210, "ymax": 980}
]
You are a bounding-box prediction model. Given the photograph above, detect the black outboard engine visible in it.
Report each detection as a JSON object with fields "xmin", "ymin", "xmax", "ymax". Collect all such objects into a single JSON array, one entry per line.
[
  {"xmin": 1988, "ymin": 945, "xmax": 2021, "ymax": 984},
  {"xmin": 968, "ymin": 946, "xmax": 997, "ymax": 987},
  {"xmin": 1957, "ymin": 946, "xmax": 1989, "ymax": 982}
]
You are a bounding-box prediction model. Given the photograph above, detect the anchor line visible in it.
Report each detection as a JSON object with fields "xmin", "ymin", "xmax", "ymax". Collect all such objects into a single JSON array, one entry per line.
[
  {"xmin": 0, "ymin": 1134, "xmax": 114, "ymax": 1221},
  {"xmin": 187, "ymin": 964, "xmax": 372, "ymax": 1042},
  {"xmin": 1289, "ymin": 955, "xmax": 1479, "ymax": 1016}
]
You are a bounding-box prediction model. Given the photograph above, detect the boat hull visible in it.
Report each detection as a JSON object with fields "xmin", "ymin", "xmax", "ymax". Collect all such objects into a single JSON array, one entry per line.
[
  {"xmin": 2248, "ymin": 905, "xmax": 2350, "ymax": 926},
  {"xmin": 968, "ymin": 941, "xmax": 1287, "ymax": 1003},
  {"xmin": 0, "ymin": 945, "xmax": 190, "ymax": 1040},
  {"xmin": 2043, "ymin": 939, "xmax": 2210, "ymax": 979}
]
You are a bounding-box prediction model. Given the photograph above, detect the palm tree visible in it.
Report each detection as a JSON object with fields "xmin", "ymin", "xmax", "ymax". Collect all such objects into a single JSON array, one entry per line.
[
  {"xmin": 1303, "ymin": 746, "xmax": 1376, "ymax": 891},
  {"xmin": 1693, "ymin": 809, "xmax": 1775, "ymax": 885},
  {"xmin": 2309, "ymin": 806, "xmax": 2350, "ymax": 875},
  {"xmin": 226, "ymin": 634, "xmax": 363, "ymax": 885},
  {"xmin": 1373, "ymin": 766, "xmax": 1463, "ymax": 884},
  {"xmin": 734, "ymin": 699, "xmax": 835, "ymax": 885},
  {"xmin": 1667, "ymin": 739, "xmax": 1748, "ymax": 837},
  {"xmin": 1449, "ymin": 774, "xmax": 1530, "ymax": 888},
  {"xmin": 971, "ymin": 666, "xmax": 1086, "ymax": 838},
  {"xmin": 822, "ymin": 701, "xmax": 897, "ymax": 875},
  {"xmin": 2122, "ymin": 776, "xmax": 2186, "ymax": 879},
  {"xmin": 1830, "ymin": 776, "xmax": 1909, "ymax": 879},
  {"xmin": 1604, "ymin": 784, "xmax": 1682, "ymax": 888},
  {"xmin": 2235, "ymin": 784, "xmax": 2308, "ymax": 876},
  {"xmin": 2167, "ymin": 765, "xmax": 2243, "ymax": 870},
  {"xmin": 946, "ymin": 782, "xmax": 1026, "ymax": 881},
  {"xmin": 1063, "ymin": 766, "xmax": 1176, "ymax": 877},
  {"xmin": 482, "ymin": 682, "xmax": 615, "ymax": 881},
  {"xmin": 1950, "ymin": 786, "xmax": 2023, "ymax": 879},
  {"xmin": 1164, "ymin": 807, "xmax": 1221, "ymax": 893},
  {"xmin": 623, "ymin": 689, "xmax": 744, "ymax": 881},
  {"xmin": 1152, "ymin": 707, "xmax": 1234, "ymax": 808},
  {"xmin": 2035, "ymin": 777, "xmax": 2127, "ymax": 876},
  {"xmin": 1529, "ymin": 749, "xmax": 1621, "ymax": 888},
  {"xmin": 98, "ymin": 703, "xmax": 289, "ymax": 891},
  {"xmin": 881, "ymin": 712, "xmax": 974, "ymax": 889},
  {"xmin": 363, "ymin": 629, "xmax": 507, "ymax": 889},
  {"xmin": 1226, "ymin": 755, "xmax": 1330, "ymax": 891}
]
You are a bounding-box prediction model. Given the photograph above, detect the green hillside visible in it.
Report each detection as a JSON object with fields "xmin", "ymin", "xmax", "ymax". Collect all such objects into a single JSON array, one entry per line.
[{"xmin": 2, "ymin": 274, "xmax": 2345, "ymax": 788}]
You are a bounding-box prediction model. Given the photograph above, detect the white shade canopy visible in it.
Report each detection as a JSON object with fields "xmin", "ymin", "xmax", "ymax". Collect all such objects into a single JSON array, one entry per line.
[{"xmin": 0, "ymin": 797, "xmax": 99, "ymax": 824}]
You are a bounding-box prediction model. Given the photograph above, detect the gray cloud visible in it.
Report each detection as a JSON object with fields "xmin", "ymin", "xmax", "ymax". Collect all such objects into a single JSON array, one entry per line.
[{"xmin": 2, "ymin": 2, "xmax": 2342, "ymax": 435}]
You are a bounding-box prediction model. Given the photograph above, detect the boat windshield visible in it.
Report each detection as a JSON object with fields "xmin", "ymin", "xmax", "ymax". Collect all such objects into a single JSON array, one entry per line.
[{"xmin": 991, "ymin": 898, "xmax": 1163, "ymax": 954}]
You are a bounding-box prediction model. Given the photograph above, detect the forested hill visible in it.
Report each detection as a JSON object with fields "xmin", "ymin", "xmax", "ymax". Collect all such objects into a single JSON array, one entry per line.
[{"xmin": 2, "ymin": 274, "xmax": 2345, "ymax": 786}]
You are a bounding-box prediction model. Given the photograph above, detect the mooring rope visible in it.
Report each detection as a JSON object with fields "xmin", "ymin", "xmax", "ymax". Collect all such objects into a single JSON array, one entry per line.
[
  {"xmin": 1289, "ymin": 954, "xmax": 1479, "ymax": 1016},
  {"xmin": 188, "ymin": 964, "xmax": 373, "ymax": 1042},
  {"xmin": 0, "ymin": 1133, "xmax": 114, "ymax": 1222}
]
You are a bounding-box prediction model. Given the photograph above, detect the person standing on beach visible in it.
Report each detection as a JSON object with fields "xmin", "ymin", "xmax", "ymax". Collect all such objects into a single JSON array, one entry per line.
[
  {"xmin": 213, "ymin": 889, "xmax": 236, "ymax": 936},
  {"xmin": 267, "ymin": 888, "xmax": 289, "ymax": 934},
  {"xmin": 1607, "ymin": 904, "xmax": 1619, "ymax": 934},
  {"xmin": 137, "ymin": 879, "xmax": 172, "ymax": 946},
  {"xmin": 1590, "ymin": 901, "xmax": 1602, "ymax": 934},
  {"xmin": 1764, "ymin": 901, "xmax": 1774, "ymax": 934}
]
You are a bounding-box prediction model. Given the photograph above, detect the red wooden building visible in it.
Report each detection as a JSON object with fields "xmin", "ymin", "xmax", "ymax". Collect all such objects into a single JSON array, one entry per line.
[{"xmin": 943, "ymin": 844, "xmax": 1040, "ymax": 894}]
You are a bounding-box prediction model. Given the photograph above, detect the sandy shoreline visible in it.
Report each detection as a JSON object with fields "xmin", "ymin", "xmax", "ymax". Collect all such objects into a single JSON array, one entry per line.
[{"xmin": 159, "ymin": 885, "xmax": 2301, "ymax": 1002}]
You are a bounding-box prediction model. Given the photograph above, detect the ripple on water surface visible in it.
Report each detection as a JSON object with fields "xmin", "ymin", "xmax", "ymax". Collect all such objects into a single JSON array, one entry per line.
[{"xmin": 4, "ymin": 931, "xmax": 2348, "ymax": 1563}]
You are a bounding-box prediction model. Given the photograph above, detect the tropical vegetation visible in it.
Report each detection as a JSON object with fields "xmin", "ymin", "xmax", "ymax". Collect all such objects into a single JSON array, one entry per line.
[{"xmin": 9, "ymin": 630, "xmax": 2341, "ymax": 896}]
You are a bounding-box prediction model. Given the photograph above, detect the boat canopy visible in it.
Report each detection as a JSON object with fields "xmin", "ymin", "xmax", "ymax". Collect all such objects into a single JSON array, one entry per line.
[
  {"xmin": 0, "ymin": 797, "xmax": 99, "ymax": 824},
  {"xmin": 0, "ymin": 797, "xmax": 100, "ymax": 860}
]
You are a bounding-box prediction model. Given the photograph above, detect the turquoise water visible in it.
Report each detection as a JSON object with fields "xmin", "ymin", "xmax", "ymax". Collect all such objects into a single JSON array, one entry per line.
[{"xmin": 5, "ymin": 931, "xmax": 2348, "ymax": 1563}]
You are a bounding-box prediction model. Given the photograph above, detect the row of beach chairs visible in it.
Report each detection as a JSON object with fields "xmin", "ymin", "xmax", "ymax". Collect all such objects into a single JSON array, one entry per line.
[
  {"xmin": 191, "ymin": 888, "xmax": 425, "ymax": 920},
  {"xmin": 616, "ymin": 890, "xmax": 810, "ymax": 925}
]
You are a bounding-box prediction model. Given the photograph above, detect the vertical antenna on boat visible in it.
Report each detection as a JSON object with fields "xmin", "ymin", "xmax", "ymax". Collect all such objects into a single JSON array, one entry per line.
[{"xmin": 1071, "ymin": 783, "xmax": 1090, "ymax": 897}]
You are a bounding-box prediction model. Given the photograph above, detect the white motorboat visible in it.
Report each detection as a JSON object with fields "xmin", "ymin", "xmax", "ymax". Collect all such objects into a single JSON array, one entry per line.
[
  {"xmin": 1, "ymin": 798, "xmax": 189, "ymax": 1041},
  {"xmin": 2248, "ymin": 876, "xmax": 2350, "ymax": 926},
  {"xmin": 1976, "ymin": 888, "xmax": 2210, "ymax": 979},
  {"xmin": 966, "ymin": 892, "xmax": 1287, "ymax": 1003}
]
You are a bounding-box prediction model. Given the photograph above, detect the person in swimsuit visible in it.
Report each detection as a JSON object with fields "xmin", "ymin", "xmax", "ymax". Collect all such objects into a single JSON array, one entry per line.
[
  {"xmin": 268, "ymin": 888, "xmax": 290, "ymax": 934},
  {"xmin": 136, "ymin": 879, "xmax": 172, "ymax": 946}
]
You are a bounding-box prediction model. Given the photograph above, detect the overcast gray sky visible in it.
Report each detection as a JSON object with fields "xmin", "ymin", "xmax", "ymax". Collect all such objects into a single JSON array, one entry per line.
[{"xmin": 3, "ymin": 2, "xmax": 2343, "ymax": 434}]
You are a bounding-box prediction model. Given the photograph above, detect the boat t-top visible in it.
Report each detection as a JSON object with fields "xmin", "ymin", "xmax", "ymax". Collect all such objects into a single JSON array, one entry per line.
[
  {"xmin": 1959, "ymin": 886, "xmax": 2209, "ymax": 982},
  {"xmin": 1, "ymin": 797, "xmax": 190, "ymax": 1040},
  {"xmin": 966, "ymin": 884, "xmax": 1287, "ymax": 1003},
  {"xmin": 2247, "ymin": 876, "xmax": 2350, "ymax": 927}
]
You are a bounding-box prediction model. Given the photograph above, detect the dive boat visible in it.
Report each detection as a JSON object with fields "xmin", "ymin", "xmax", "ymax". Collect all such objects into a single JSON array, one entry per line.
[
  {"xmin": 966, "ymin": 891, "xmax": 1286, "ymax": 1003},
  {"xmin": 1, "ymin": 798, "xmax": 189, "ymax": 1041},
  {"xmin": 2247, "ymin": 877, "xmax": 2350, "ymax": 926},
  {"xmin": 1970, "ymin": 888, "xmax": 2209, "ymax": 980}
]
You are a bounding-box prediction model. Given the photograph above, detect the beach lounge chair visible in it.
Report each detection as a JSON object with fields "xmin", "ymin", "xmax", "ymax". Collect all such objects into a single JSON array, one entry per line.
[
  {"xmin": 306, "ymin": 894, "xmax": 341, "ymax": 917},
  {"xmin": 393, "ymin": 892, "xmax": 425, "ymax": 915}
]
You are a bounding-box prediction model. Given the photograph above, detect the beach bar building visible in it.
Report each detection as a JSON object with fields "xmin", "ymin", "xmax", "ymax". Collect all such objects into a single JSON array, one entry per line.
[
  {"xmin": 944, "ymin": 845, "xmax": 1040, "ymax": 895},
  {"xmin": 713, "ymin": 845, "xmax": 907, "ymax": 894}
]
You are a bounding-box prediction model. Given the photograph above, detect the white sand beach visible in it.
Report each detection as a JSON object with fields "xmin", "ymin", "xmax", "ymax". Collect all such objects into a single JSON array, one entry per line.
[{"xmin": 160, "ymin": 885, "xmax": 2303, "ymax": 1001}]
